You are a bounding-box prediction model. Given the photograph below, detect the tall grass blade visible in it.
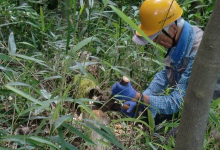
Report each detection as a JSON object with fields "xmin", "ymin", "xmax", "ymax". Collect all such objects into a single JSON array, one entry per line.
[
  {"xmin": 101, "ymin": 60, "xmax": 137, "ymax": 84},
  {"xmin": 63, "ymin": 123, "xmax": 95, "ymax": 145},
  {"xmin": 43, "ymin": 76, "xmax": 62, "ymax": 81},
  {"xmin": 45, "ymin": 18, "xmax": 54, "ymax": 32},
  {"xmin": 6, "ymin": 82, "xmax": 31, "ymax": 87},
  {"xmin": 0, "ymin": 147, "xmax": 13, "ymax": 150},
  {"xmin": 0, "ymin": 135, "xmax": 59, "ymax": 149},
  {"xmin": 70, "ymin": 37, "xmax": 97, "ymax": 53},
  {"xmin": 19, "ymin": 105, "xmax": 41, "ymax": 116},
  {"xmin": 58, "ymin": 127, "xmax": 67, "ymax": 150},
  {"xmin": 102, "ymin": 0, "xmax": 108, "ymax": 6},
  {"xmin": 49, "ymin": 136, "xmax": 78, "ymax": 150},
  {"xmin": 73, "ymin": 0, "xmax": 77, "ymax": 37},
  {"xmin": 40, "ymin": 89, "xmax": 51, "ymax": 99},
  {"xmin": 65, "ymin": 0, "xmax": 71, "ymax": 55},
  {"xmin": 79, "ymin": 3, "xmax": 85, "ymax": 16},
  {"xmin": 17, "ymin": 41, "xmax": 35, "ymax": 48},
  {"xmin": 5, "ymin": 85, "xmax": 47, "ymax": 107},
  {"xmin": 109, "ymin": 5, "xmax": 165, "ymax": 53},
  {"xmin": 147, "ymin": 109, "xmax": 155, "ymax": 133},
  {"xmin": 0, "ymin": 130, "xmax": 7, "ymax": 136},
  {"xmin": 77, "ymin": 103, "xmax": 97, "ymax": 119},
  {"xmin": 16, "ymin": 54, "xmax": 51, "ymax": 69},
  {"xmin": 0, "ymin": 53, "xmax": 12, "ymax": 61},
  {"xmin": 52, "ymin": 115, "xmax": 73, "ymax": 133},
  {"xmin": 74, "ymin": 62, "xmax": 87, "ymax": 75},
  {"xmin": 0, "ymin": 66, "xmax": 16, "ymax": 73},
  {"xmin": 28, "ymin": 136, "xmax": 59, "ymax": 149},
  {"xmin": 40, "ymin": 6, "xmax": 45, "ymax": 32},
  {"xmin": 69, "ymin": 62, "xmax": 99, "ymax": 75},
  {"xmin": 149, "ymin": 142, "xmax": 157, "ymax": 150}
]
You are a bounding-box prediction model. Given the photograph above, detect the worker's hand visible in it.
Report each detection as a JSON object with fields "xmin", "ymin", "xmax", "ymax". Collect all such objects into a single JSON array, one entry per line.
[
  {"xmin": 111, "ymin": 82, "xmax": 136, "ymax": 101},
  {"xmin": 123, "ymin": 101, "xmax": 137, "ymax": 113}
]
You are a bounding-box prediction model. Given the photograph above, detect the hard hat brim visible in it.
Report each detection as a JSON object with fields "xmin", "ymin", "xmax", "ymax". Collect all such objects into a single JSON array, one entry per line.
[
  {"xmin": 132, "ymin": 32, "xmax": 159, "ymax": 45},
  {"xmin": 133, "ymin": 20, "xmax": 178, "ymax": 45},
  {"xmin": 136, "ymin": 24, "xmax": 157, "ymax": 37}
]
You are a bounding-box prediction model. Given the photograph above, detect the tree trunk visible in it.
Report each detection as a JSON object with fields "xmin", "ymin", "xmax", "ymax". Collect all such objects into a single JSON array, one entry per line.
[{"xmin": 175, "ymin": 1, "xmax": 220, "ymax": 150}]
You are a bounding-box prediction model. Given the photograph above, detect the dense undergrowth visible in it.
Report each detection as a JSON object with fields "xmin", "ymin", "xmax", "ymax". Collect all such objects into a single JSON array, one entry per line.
[{"xmin": 0, "ymin": 0, "xmax": 219, "ymax": 149}]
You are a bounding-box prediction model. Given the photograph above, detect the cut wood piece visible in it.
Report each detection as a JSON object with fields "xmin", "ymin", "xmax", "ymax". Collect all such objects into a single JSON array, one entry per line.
[
  {"xmin": 122, "ymin": 76, "xmax": 130, "ymax": 82},
  {"xmin": 122, "ymin": 76, "xmax": 130, "ymax": 84}
]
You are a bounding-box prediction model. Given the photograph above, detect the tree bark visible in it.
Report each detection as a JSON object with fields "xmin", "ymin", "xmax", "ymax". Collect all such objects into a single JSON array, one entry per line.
[{"xmin": 175, "ymin": 0, "xmax": 220, "ymax": 150}]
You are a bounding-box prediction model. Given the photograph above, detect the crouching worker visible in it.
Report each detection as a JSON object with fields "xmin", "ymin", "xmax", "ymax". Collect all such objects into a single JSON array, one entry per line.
[{"xmin": 112, "ymin": 0, "xmax": 203, "ymax": 125}]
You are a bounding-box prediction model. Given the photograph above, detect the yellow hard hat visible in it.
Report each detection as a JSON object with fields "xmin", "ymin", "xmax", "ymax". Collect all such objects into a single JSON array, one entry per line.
[{"xmin": 137, "ymin": 0, "xmax": 183, "ymax": 36}]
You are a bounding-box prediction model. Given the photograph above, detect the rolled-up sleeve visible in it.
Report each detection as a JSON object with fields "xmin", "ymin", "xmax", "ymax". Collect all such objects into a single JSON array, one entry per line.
[{"xmin": 147, "ymin": 57, "xmax": 194, "ymax": 117}]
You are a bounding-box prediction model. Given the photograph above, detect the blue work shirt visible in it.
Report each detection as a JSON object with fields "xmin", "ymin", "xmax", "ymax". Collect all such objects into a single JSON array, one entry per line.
[{"xmin": 143, "ymin": 22, "xmax": 203, "ymax": 118}]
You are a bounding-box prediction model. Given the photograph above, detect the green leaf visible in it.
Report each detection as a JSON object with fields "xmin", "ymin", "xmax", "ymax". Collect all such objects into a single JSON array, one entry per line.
[
  {"xmin": 0, "ymin": 53, "xmax": 12, "ymax": 61},
  {"xmin": 209, "ymin": 109, "xmax": 220, "ymax": 126},
  {"xmin": 34, "ymin": 119, "xmax": 47, "ymax": 135},
  {"xmin": 5, "ymin": 85, "xmax": 48, "ymax": 107},
  {"xmin": 0, "ymin": 130, "xmax": 7, "ymax": 136},
  {"xmin": 79, "ymin": 3, "xmax": 85, "ymax": 16},
  {"xmin": 17, "ymin": 42, "xmax": 35, "ymax": 48},
  {"xmin": 0, "ymin": 147, "xmax": 13, "ymax": 150},
  {"xmin": 52, "ymin": 115, "xmax": 73, "ymax": 132},
  {"xmin": 0, "ymin": 135, "xmax": 58, "ymax": 149},
  {"xmin": 211, "ymin": 98, "xmax": 220, "ymax": 108},
  {"xmin": 49, "ymin": 136, "xmax": 78, "ymax": 150},
  {"xmin": 0, "ymin": 89, "xmax": 13, "ymax": 94},
  {"xmin": 28, "ymin": 136, "xmax": 58, "ymax": 149},
  {"xmin": 0, "ymin": 22, "xmax": 20, "ymax": 28},
  {"xmin": 102, "ymin": 0, "xmax": 108, "ymax": 6},
  {"xmin": 6, "ymin": 82, "xmax": 32, "ymax": 87},
  {"xmin": 149, "ymin": 142, "xmax": 157, "ymax": 150},
  {"xmin": 57, "ymin": 128, "xmax": 67, "ymax": 150},
  {"xmin": 101, "ymin": 60, "xmax": 138, "ymax": 85},
  {"xmin": 43, "ymin": 76, "xmax": 62, "ymax": 81},
  {"xmin": 20, "ymin": 105, "xmax": 42, "ymax": 116},
  {"xmin": 40, "ymin": 89, "xmax": 51, "ymax": 99},
  {"xmin": 70, "ymin": 37, "xmax": 97, "ymax": 53},
  {"xmin": 85, "ymin": 119, "xmax": 118, "ymax": 139},
  {"xmin": 13, "ymin": 103, "xmax": 20, "ymax": 114},
  {"xmin": 76, "ymin": 102, "xmax": 99, "ymax": 119},
  {"xmin": 70, "ymin": 61, "xmax": 87, "ymax": 75},
  {"xmin": 52, "ymin": 103, "xmax": 61, "ymax": 122},
  {"xmin": 69, "ymin": 62, "xmax": 99, "ymax": 71},
  {"xmin": 147, "ymin": 109, "xmax": 155, "ymax": 133},
  {"xmin": 109, "ymin": 5, "xmax": 165, "ymax": 53},
  {"xmin": 82, "ymin": 121, "xmax": 125, "ymax": 150},
  {"xmin": 8, "ymin": 32, "xmax": 16, "ymax": 56},
  {"xmin": 0, "ymin": 66, "xmax": 16, "ymax": 73},
  {"xmin": 16, "ymin": 54, "xmax": 51, "ymax": 69},
  {"xmin": 45, "ymin": 17, "xmax": 54, "ymax": 32},
  {"xmin": 63, "ymin": 123, "xmax": 95, "ymax": 145},
  {"xmin": 40, "ymin": 6, "xmax": 45, "ymax": 31}
]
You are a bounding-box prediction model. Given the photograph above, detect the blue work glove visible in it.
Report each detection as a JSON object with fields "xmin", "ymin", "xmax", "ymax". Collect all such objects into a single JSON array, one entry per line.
[
  {"xmin": 121, "ymin": 101, "xmax": 137, "ymax": 117},
  {"xmin": 111, "ymin": 82, "xmax": 136, "ymax": 101}
]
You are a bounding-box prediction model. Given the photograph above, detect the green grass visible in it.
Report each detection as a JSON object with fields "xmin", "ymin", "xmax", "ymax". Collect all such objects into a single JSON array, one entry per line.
[{"xmin": 0, "ymin": 0, "xmax": 219, "ymax": 149}]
